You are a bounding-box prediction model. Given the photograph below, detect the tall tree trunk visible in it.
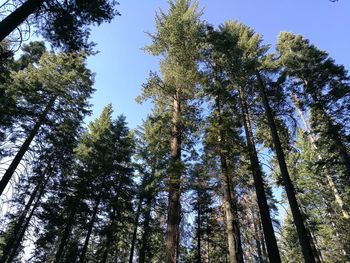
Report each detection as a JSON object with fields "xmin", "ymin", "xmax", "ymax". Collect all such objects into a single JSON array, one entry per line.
[
  {"xmin": 165, "ymin": 91, "xmax": 182, "ymax": 263},
  {"xmin": 256, "ymin": 71, "xmax": 316, "ymax": 263},
  {"xmin": 5, "ymin": 173, "xmax": 49, "ymax": 263},
  {"xmin": 302, "ymin": 80, "xmax": 350, "ymax": 181},
  {"xmin": 139, "ymin": 196, "xmax": 152, "ymax": 263},
  {"xmin": 54, "ymin": 206, "xmax": 76, "ymax": 263},
  {"xmin": 79, "ymin": 194, "xmax": 102, "ymax": 263},
  {"xmin": 100, "ymin": 232, "xmax": 112, "ymax": 263},
  {"xmin": 292, "ymin": 94, "xmax": 349, "ymax": 219},
  {"xmin": 0, "ymin": 0, "xmax": 45, "ymax": 42},
  {"xmin": 215, "ymin": 97, "xmax": 243, "ymax": 263},
  {"xmin": 129, "ymin": 195, "xmax": 143, "ymax": 263},
  {"xmin": 0, "ymin": 169, "xmax": 51, "ymax": 263},
  {"xmin": 196, "ymin": 201, "xmax": 202, "ymax": 263},
  {"xmin": 239, "ymin": 87, "xmax": 281, "ymax": 262},
  {"xmin": 0, "ymin": 97, "xmax": 55, "ymax": 196}
]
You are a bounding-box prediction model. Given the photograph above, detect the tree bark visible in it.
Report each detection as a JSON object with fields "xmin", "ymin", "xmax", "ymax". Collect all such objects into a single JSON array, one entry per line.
[
  {"xmin": 0, "ymin": 97, "xmax": 55, "ymax": 196},
  {"xmin": 196, "ymin": 199, "xmax": 202, "ymax": 263},
  {"xmin": 239, "ymin": 87, "xmax": 281, "ymax": 262},
  {"xmin": 256, "ymin": 71, "xmax": 316, "ymax": 263},
  {"xmin": 0, "ymin": 169, "xmax": 51, "ymax": 263},
  {"xmin": 302, "ymin": 79, "xmax": 350, "ymax": 181},
  {"xmin": 215, "ymin": 96, "xmax": 243, "ymax": 263},
  {"xmin": 165, "ymin": 91, "xmax": 182, "ymax": 263},
  {"xmin": 79, "ymin": 194, "xmax": 102, "ymax": 263},
  {"xmin": 139, "ymin": 196, "xmax": 152, "ymax": 263},
  {"xmin": 54, "ymin": 206, "xmax": 76, "ymax": 263},
  {"xmin": 292, "ymin": 94, "xmax": 349, "ymax": 219},
  {"xmin": 128, "ymin": 195, "xmax": 143, "ymax": 263},
  {"xmin": 5, "ymin": 173, "xmax": 49, "ymax": 263},
  {"xmin": 0, "ymin": 0, "xmax": 46, "ymax": 42}
]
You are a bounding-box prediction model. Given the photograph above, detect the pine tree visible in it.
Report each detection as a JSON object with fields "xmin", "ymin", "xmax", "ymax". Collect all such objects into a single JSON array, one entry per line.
[
  {"xmin": 0, "ymin": 0, "xmax": 120, "ymax": 51},
  {"xmin": 0, "ymin": 50, "xmax": 94, "ymax": 196},
  {"xmin": 140, "ymin": 1, "xmax": 203, "ymax": 261}
]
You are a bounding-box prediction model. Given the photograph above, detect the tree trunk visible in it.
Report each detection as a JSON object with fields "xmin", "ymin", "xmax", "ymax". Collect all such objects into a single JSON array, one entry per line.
[
  {"xmin": 165, "ymin": 91, "xmax": 182, "ymax": 263},
  {"xmin": 129, "ymin": 195, "xmax": 143, "ymax": 263},
  {"xmin": 215, "ymin": 97, "xmax": 243, "ymax": 263},
  {"xmin": 0, "ymin": 170, "xmax": 51, "ymax": 263},
  {"xmin": 256, "ymin": 71, "xmax": 316, "ymax": 263},
  {"xmin": 292, "ymin": 94, "xmax": 349, "ymax": 219},
  {"xmin": 0, "ymin": 97, "xmax": 55, "ymax": 196},
  {"xmin": 54, "ymin": 206, "xmax": 76, "ymax": 263},
  {"xmin": 5, "ymin": 173, "xmax": 49, "ymax": 263},
  {"xmin": 79, "ymin": 194, "xmax": 102, "ymax": 263},
  {"xmin": 239, "ymin": 87, "xmax": 281, "ymax": 262},
  {"xmin": 302, "ymin": 79, "xmax": 350, "ymax": 181},
  {"xmin": 139, "ymin": 196, "xmax": 152, "ymax": 263},
  {"xmin": 0, "ymin": 0, "xmax": 45, "ymax": 42},
  {"xmin": 197, "ymin": 200, "xmax": 202, "ymax": 263}
]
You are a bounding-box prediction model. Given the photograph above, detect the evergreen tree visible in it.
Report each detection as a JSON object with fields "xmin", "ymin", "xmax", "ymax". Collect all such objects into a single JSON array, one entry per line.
[{"xmin": 139, "ymin": 1, "xmax": 203, "ymax": 261}]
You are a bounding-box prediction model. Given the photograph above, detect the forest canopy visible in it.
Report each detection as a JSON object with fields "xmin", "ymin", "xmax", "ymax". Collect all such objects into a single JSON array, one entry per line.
[{"xmin": 0, "ymin": 0, "xmax": 349, "ymax": 262}]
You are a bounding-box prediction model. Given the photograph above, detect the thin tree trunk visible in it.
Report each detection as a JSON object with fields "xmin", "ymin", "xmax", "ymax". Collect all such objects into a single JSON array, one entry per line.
[
  {"xmin": 303, "ymin": 80, "xmax": 350, "ymax": 181},
  {"xmin": 54, "ymin": 206, "xmax": 76, "ymax": 263},
  {"xmin": 1, "ymin": 169, "xmax": 51, "ymax": 263},
  {"xmin": 256, "ymin": 71, "xmax": 316, "ymax": 263},
  {"xmin": 165, "ymin": 91, "xmax": 182, "ymax": 263},
  {"xmin": 0, "ymin": 97, "xmax": 55, "ymax": 196},
  {"xmin": 139, "ymin": 196, "xmax": 152, "ymax": 263},
  {"xmin": 79, "ymin": 194, "xmax": 102, "ymax": 263},
  {"xmin": 5, "ymin": 172, "xmax": 50, "ymax": 263},
  {"xmin": 129, "ymin": 195, "xmax": 143, "ymax": 263},
  {"xmin": 215, "ymin": 96, "xmax": 243, "ymax": 263},
  {"xmin": 292, "ymin": 94, "xmax": 349, "ymax": 219},
  {"xmin": 197, "ymin": 201, "xmax": 202, "ymax": 263},
  {"xmin": 0, "ymin": 0, "xmax": 45, "ymax": 42},
  {"xmin": 239, "ymin": 87, "xmax": 281, "ymax": 262},
  {"xmin": 100, "ymin": 232, "xmax": 112, "ymax": 263}
]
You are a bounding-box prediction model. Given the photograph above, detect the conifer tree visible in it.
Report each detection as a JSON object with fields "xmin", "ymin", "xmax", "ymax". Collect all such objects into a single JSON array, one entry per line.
[{"xmin": 139, "ymin": 1, "xmax": 203, "ymax": 261}]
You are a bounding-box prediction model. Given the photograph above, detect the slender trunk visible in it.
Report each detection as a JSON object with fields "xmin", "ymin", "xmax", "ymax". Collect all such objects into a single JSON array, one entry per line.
[
  {"xmin": 215, "ymin": 96, "xmax": 243, "ymax": 263},
  {"xmin": 1, "ymin": 170, "xmax": 51, "ymax": 263},
  {"xmin": 139, "ymin": 196, "xmax": 152, "ymax": 263},
  {"xmin": 129, "ymin": 195, "xmax": 143, "ymax": 263},
  {"xmin": 303, "ymin": 81, "xmax": 350, "ymax": 181},
  {"xmin": 5, "ymin": 173, "xmax": 49, "ymax": 263},
  {"xmin": 79, "ymin": 194, "xmax": 102, "ymax": 263},
  {"xmin": 256, "ymin": 71, "xmax": 316, "ymax": 263},
  {"xmin": 0, "ymin": 97, "xmax": 55, "ymax": 196},
  {"xmin": 100, "ymin": 233, "xmax": 112, "ymax": 263},
  {"xmin": 197, "ymin": 201, "xmax": 202, "ymax": 263},
  {"xmin": 0, "ymin": 0, "xmax": 46, "ymax": 42},
  {"xmin": 54, "ymin": 206, "xmax": 76, "ymax": 263},
  {"xmin": 239, "ymin": 87, "xmax": 281, "ymax": 262},
  {"xmin": 257, "ymin": 213, "xmax": 268, "ymax": 261},
  {"xmin": 252, "ymin": 207, "xmax": 263, "ymax": 263},
  {"xmin": 292, "ymin": 94, "xmax": 349, "ymax": 219},
  {"xmin": 165, "ymin": 91, "xmax": 182, "ymax": 263}
]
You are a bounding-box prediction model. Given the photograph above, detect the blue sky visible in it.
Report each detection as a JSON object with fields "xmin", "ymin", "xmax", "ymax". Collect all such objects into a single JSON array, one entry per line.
[{"xmin": 86, "ymin": 0, "xmax": 350, "ymax": 127}]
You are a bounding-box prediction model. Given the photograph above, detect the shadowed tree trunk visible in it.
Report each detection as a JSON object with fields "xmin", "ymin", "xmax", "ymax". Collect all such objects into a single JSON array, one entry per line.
[
  {"xmin": 239, "ymin": 87, "xmax": 281, "ymax": 262},
  {"xmin": 292, "ymin": 94, "xmax": 349, "ymax": 219},
  {"xmin": 129, "ymin": 194, "xmax": 143, "ymax": 263},
  {"xmin": 0, "ymin": 97, "xmax": 55, "ymax": 196},
  {"xmin": 0, "ymin": 0, "xmax": 45, "ymax": 42},
  {"xmin": 79, "ymin": 193, "xmax": 102, "ymax": 263},
  {"xmin": 1, "ymin": 169, "xmax": 51, "ymax": 263},
  {"xmin": 215, "ymin": 96, "xmax": 244, "ymax": 263},
  {"xmin": 165, "ymin": 91, "xmax": 182, "ymax": 263},
  {"xmin": 54, "ymin": 205, "xmax": 77, "ymax": 263},
  {"xmin": 139, "ymin": 196, "xmax": 152, "ymax": 263},
  {"xmin": 256, "ymin": 71, "xmax": 316, "ymax": 263}
]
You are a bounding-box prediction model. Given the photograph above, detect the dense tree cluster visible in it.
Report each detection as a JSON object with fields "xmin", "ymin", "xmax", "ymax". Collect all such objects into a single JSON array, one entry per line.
[{"xmin": 0, "ymin": 0, "xmax": 349, "ymax": 262}]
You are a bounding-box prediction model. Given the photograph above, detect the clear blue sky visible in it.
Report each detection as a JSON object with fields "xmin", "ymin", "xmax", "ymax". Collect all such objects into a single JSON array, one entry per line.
[{"xmin": 87, "ymin": 0, "xmax": 350, "ymax": 127}]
